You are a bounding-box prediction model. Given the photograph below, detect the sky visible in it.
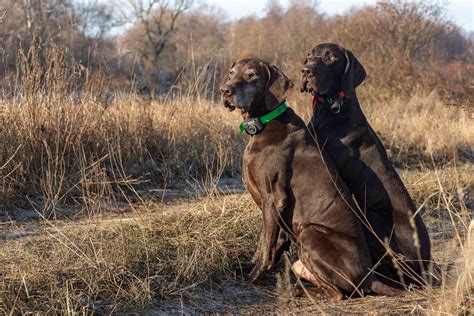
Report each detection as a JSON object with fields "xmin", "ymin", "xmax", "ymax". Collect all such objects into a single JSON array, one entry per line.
[{"xmin": 204, "ymin": 0, "xmax": 474, "ymax": 32}]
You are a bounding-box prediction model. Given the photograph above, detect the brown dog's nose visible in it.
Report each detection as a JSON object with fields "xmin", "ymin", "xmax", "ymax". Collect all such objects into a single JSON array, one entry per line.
[
  {"xmin": 220, "ymin": 85, "xmax": 234, "ymax": 98},
  {"xmin": 301, "ymin": 67, "xmax": 313, "ymax": 76}
]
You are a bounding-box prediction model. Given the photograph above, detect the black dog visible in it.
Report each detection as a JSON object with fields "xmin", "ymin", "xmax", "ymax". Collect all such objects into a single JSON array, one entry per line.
[
  {"xmin": 301, "ymin": 43, "xmax": 440, "ymax": 288},
  {"xmin": 220, "ymin": 58, "xmax": 405, "ymax": 299}
]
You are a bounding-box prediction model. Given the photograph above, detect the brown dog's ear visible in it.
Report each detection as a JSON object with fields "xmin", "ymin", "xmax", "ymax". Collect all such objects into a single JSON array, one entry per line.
[
  {"xmin": 264, "ymin": 64, "xmax": 294, "ymax": 110},
  {"xmin": 342, "ymin": 50, "xmax": 366, "ymax": 98}
]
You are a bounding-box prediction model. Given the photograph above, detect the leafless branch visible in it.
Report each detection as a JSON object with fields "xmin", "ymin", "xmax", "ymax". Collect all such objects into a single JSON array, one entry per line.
[{"xmin": 122, "ymin": 0, "xmax": 193, "ymax": 65}]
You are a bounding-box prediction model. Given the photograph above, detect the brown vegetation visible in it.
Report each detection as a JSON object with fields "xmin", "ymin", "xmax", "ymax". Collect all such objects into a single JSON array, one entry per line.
[
  {"xmin": 1, "ymin": 165, "xmax": 472, "ymax": 313},
  {"xmin": 0, "ymin": 48, "xmax": 471, "ymax": 209},
  {"xmin": 0, "ymin": 0, "xmax": 472, "ymax": 314}
]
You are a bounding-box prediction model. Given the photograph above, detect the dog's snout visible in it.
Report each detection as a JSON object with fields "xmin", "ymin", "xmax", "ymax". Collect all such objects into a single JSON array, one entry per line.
[
  {"xmin": 301, "ymin": 67, "xmax": 313, "ymax": 76},
  {"xmin": 220, "ymin": 85, "xmax": 234, "ymax": 98}
]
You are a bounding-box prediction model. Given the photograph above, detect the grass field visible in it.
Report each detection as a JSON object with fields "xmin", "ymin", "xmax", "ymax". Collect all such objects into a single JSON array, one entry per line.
[
  {"xmin": 1, "ymin": 165, "xmax": 472, "ymax": 313},
  {"xmin": 0, "ymin": 89, "xmax": 473, "ymax": 313}
]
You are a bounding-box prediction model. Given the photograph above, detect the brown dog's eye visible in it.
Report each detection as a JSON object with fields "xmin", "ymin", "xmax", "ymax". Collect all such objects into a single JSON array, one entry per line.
[{"xmin": 247, "ymin": 72, "xmax": 256, "ymax": 79}]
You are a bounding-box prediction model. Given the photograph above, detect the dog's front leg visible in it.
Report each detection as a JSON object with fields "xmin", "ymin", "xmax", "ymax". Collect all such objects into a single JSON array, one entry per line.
[
  {"xmin": 248, "ymin": 177, "xmax": 288, "ymax": 282},
  {"xmin": 274, "ymin": 229, "xmax": 291, "ymax": 261},
  {"xmin": 252, "ymin": 224, "xmax": 264, "ymax": 264},
  {"xmin": 248, "ymin": 200, "xmax": 282, "ymax": 282},
  {"xmin": 252, "ymin": 226, "xmax": 289, "ymax": 269}
]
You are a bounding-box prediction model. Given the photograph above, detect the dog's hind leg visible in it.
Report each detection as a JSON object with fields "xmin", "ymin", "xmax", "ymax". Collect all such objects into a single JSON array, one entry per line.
[
  {"xmin": 292, "ymin": 259, "xmax": 344, "ymax": 300},
  {"xmin": 368, "ymin": 278, "xmax": 407, "ymax": 296},
  {"xmin": 292, "ymin": 260, "xmax": 317, "ymax": 283}
]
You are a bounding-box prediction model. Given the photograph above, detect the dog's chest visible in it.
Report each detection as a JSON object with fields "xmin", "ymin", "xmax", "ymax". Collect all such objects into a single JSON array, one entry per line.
[
  {"xmin": 340, "ymin": 126, "xmax": 367, "ymax": 147},
  {"xmin": 243, "ymin": 140, "xmax": 290, "ymax": 185}
]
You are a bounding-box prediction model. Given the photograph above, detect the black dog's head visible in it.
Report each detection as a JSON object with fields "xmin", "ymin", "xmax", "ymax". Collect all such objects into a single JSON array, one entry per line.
[
  {"xmin": 301, "ymin": 43, "xmax": 366, "ymax": 98},
  {"xmin": 220, "ymin": 58, "xmax": 293, "ymax": 117}
]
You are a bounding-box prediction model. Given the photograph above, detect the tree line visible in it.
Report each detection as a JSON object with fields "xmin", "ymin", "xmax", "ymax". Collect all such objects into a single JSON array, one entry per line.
[{"xmin": 0, "ymin": 0, "xmax": 471, "ymax": 100}]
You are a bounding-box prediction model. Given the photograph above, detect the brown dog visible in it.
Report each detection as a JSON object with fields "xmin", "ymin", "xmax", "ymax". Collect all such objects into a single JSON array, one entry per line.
[
  {"xmin": 220, "ymin": 58, "xmax": 405, "ymax": 299},
  {"xmin": 301, "ymin": 43, "xmax": 440, "ymax": 288}
]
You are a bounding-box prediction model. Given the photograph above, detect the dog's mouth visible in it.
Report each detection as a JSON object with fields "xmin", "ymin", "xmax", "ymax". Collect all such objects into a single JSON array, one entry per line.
[
  {"xmin": 223, "ymin": 97, "xmax": 249, "ymax": 113},
  {"xmin": 301, "ymin": 82, "xmax": 326, "ymax": 96},
  {"xmin": 223, "ymin": 98, "xmax": 237, "ymax": 112}
]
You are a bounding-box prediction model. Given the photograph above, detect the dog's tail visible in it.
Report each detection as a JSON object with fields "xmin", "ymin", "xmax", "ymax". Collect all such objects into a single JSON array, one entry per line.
[{"xmin": 369, "ymin": 278, "xmax": 407, "ymax": 297}]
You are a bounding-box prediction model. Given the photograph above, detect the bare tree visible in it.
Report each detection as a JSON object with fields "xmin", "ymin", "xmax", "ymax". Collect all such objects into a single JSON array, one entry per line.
[
  {"xmin": 75, "ymin": 0, "xmax": 120, "ymax": 40},
  {"xmin": 0, "ymin": 0, "xmax": 79, "ymax": 72},
  {"xmin": 120, "ymin": 0, "xmax": 194, "ymax": 66}
]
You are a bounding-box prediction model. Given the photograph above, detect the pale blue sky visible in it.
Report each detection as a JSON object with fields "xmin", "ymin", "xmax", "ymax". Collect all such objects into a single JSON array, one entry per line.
[{"xmin": 204, "ymin": 0, "xmax": 474, "ymax": 32}]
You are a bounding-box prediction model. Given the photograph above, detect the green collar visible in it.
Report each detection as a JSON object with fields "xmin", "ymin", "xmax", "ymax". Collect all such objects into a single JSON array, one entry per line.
[{"xmin": 239, "ymin": 102, "xmax": 288, "ymax": 134}]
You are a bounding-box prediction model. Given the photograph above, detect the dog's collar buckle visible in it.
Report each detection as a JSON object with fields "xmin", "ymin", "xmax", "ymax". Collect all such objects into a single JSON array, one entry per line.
[
  {"xmin": 239, "ymin": 102, "xmax": 288, "ymax": 135},
  {"xmin": 241, "ymin": 118, "xmax": 264, "ymax": 135},
  {"xmin": 329, "ymin": 98, "xmax": 343, "ymax": 114},
  {"xmin": 313, "ymin": 91, "xmax": 345, "ymax": 114}
]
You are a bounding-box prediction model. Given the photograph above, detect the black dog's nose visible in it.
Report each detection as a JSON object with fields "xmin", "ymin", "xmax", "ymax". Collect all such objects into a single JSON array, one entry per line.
[
  {"xmin": 301, "ymin": 67, "xmax": 313, "ymax": 76},
  {"xmin": 220, "ymin": 85, "xmax": 234, "ymax": 97}
]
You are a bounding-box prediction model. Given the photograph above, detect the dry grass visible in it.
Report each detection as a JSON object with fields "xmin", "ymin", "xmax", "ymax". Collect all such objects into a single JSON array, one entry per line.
[
  {"xmin": 1, "ymin": 165, "xmax": 472, "ymax": 314},
  {"xmin": 292, "ymin": 89, "xmax": 473, "ymax": 167},
  {"xmin": 429, "ymin": 221, "xmax": 473, "ymax": 315},
  {"xmin": 1, "ymin": 88, "xmax": 472, "ymax": 211},
  {"xmin": 0, "ymin": 44, "xmax": 244, "ymax": 211},
  {"xmin": 1, "ymin": 45, "xmax": 472, "ymax": 211},
  {"xmin": 0, "ymin": 194, "xmax": 260, "ymax": 313},
  {"xmin": 366, "ymin": 92, "xmax": 473, "ymax": 166},
  {"xmin": 0, "ymin": 96, "xmax": 245, "ymax": 211}
]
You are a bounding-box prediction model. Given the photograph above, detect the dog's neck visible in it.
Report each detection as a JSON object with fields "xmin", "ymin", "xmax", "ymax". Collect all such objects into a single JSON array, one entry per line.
[
  {"xmin": 243, "ymin": 100, "xmax": 274, "ymax": 119},
  {"xmin": 246, "ymin": 105, "xmax": 305, "ymax": 138},
  {"xmin": 312, "ymin": 91, "xmax": 345, "ymax": 114},
  {"xmin": 240, "ymin": 94, "xmax": 267, "ymax": 119},
  {"xmin": 312, "ymin": 92, "xmax": 366, "ymax": 125}
]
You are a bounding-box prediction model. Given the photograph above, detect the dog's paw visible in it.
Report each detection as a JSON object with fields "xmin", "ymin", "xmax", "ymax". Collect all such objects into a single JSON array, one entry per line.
[{"xmin": 246, "ymin": 263, "xmax": 266, "ymax": 283}]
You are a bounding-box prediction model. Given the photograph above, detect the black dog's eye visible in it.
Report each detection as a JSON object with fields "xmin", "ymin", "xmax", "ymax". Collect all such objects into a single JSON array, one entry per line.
[
  {"xmin": 323, "ymin": 54, "xmax": 337, "ymax": 64},
  {"xmin": 247, "ymin": 72, "xmax": 256, "ymax": 79}
]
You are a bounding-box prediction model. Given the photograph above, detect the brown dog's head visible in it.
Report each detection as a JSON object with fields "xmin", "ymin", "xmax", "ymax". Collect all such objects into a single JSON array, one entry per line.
[
  {"xmin": 220, "ymin": 58, "xmax": 293, "ymax": 117},
  {"xmin": 301, "ymin": 43, "xmax": 366, "ymax": 98}
]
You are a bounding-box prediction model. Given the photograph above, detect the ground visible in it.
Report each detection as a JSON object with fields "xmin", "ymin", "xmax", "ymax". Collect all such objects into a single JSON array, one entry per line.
[{"xmin": 1, "ymin": 165, "xmax": 472, "ymax": 314}]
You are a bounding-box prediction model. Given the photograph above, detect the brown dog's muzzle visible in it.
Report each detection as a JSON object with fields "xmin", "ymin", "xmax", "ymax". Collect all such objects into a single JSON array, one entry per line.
[
  {"xmin": 220, "ymin": 84, "xmax": 234, "ymax": 98},
  {"xmin": 220, "ymin": 84, "xmax": 237, "ymax": 111}
]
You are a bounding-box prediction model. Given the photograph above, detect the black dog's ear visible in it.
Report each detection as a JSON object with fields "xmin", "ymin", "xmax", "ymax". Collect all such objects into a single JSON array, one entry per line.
[
  {"xmin": 342, "ymin": 50, "xmax": 366, "ymax": 98},
  {"xmin": 264, "ymin": 64, "xmax": 294, "ymax": 110}
]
